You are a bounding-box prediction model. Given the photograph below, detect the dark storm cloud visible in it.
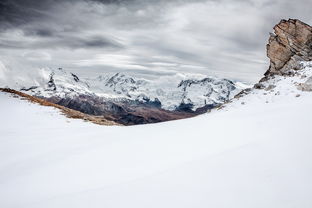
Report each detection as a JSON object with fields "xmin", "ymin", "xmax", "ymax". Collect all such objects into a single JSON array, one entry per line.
[
  {"xmin": 24, "ymin": 28, "xmax": 55, "ymax": 37},
  {"xmin": 0, "ymin": 0, "xmax": 205, "ymax": 29},
  {"xmin": 0, "ymin": 0, "xmax": 124, "ymax": 50},
  {"xmin": 0, "ymin": 0, "xmax": 121, "ymax": 30},
  {"xmin": 0, "ymin": 34, "xmax": 122, "ymax": 50},
  {"xmin": 0, "ymin": 0, "xmax": 153, "ymax": 50},
  {"xmin": 0, "ymin": 0, "xmax": 58, "ymax": 29},
  {"xmin": 90, "ymin": 0, "xmax": 135, "ymax": 4}
]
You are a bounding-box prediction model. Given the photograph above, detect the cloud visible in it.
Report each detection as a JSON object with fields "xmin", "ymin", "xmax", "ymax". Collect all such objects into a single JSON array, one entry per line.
[
  {"xmin": 22, "ymin": 51, "xmax": 51, "ymax": 61},
  {"xmin": 0, "ymin": 28, "xmax": 123, "ymax": 50},
  {"xmin": 0, "ymin": 0, "xmax": 311, "ymax": 83}
]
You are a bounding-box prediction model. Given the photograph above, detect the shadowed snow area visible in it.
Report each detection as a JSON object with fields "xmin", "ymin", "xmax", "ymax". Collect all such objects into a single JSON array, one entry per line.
[{"xmin": 1, "ymin": 63, "xmax": 312, "ymax": 207}]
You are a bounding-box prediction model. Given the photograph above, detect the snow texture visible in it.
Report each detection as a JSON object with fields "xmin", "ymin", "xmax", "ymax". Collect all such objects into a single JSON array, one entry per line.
[{"xmin": 1, "ymin": 62, "xmax": 312, "ymax": 207}]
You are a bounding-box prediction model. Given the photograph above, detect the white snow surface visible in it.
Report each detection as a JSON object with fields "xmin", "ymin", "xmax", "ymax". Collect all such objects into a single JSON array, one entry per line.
[{"xmin": 1, "ymin": 62, "xmax": 312, "ymax": 208}]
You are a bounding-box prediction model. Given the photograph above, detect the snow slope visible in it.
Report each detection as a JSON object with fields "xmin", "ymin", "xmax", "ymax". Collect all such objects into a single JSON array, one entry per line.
[{"xmin": 1, "ymin": 63, "xmax": 312, "ymax": 208}]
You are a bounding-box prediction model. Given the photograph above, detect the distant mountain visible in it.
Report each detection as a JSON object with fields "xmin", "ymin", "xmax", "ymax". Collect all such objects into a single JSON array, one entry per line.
[
  {"xmin": 90, "ymin": 72, "xmax": 244, "ymax": 110},
  {"xmin": 0, "ymin": 66, "xmax": 245, "ymax": 124}
]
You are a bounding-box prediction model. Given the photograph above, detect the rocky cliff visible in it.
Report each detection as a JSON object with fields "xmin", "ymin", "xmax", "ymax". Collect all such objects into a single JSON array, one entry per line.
[
  {"xmin": 236, "ymin": 19, "xmax": 312, "ymax": 99},
  {"xmin": 266, "ymin": 19, "xmax": 312, "ymax": 76}
]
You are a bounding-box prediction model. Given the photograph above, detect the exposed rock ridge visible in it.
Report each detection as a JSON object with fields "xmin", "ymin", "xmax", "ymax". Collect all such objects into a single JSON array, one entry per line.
[
  {"xmin": 234, "ymin": 19, "xmax": 312, "ymax": 99},
  {"xmin": 266, "ymin": 19, "xmax": 312, "ymax": 76},
  {"xmin": 0, "ymin": 88, "xmax": 118, "ymax": 126}
]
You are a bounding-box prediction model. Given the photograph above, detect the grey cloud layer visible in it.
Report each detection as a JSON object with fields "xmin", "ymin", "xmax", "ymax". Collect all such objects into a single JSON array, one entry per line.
[
  {"xmin": 0, "ymin": 0, "xmax": 311, "ymax": 83},
  {"xmin": 0, "ymin": 34, "xmax": 123, "ymax": 50}
]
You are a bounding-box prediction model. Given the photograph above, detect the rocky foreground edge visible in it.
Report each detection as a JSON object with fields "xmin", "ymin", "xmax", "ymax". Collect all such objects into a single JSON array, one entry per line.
[
  {"xmin": 237, "ymin": 19, "xmax": 312, "ymax": 95},
  {"xmin": 265, "ymin": 19, "xmax": 312, "ymax": 76}
]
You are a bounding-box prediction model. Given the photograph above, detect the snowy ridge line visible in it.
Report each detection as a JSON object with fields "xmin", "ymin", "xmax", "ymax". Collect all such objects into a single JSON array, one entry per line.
[
  {"xmin": 0, "ymin": 65, "xmax": 247, "ymax": 125},
  {"xmin": 0, "ymin": 65, "xmax": 246, "ymax": 112},
  {"xmin": 0, "ymin": 88, "xmax": 118, "ymax": 126},
  {"xmin": 216, "ymin": 61, "xmax": 312, "ymax": 113}
]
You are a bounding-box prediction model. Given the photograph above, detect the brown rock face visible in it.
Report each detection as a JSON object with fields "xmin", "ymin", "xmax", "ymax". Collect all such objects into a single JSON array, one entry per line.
[{"xmin": 266, "ymin": 19, "xmax": 312, "ymax": 75}]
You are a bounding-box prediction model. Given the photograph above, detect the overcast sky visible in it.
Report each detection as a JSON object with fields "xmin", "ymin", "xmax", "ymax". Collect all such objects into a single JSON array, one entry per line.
[{"xmin": 0, "ymin": 0, "xmax": 311, "ymax": 83}]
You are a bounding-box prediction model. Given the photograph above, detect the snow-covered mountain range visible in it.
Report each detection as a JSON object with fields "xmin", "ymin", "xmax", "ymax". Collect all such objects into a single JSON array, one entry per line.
[
  {"xmin": 0, "ymin": 64, "xmax": 246, "ymax": 124},
  {"xmin": 91, "ymin": 72, "xmax": 245, "ymax": 111},
  {"xmin": 0, "ymin": 66, "xmax": 244, "ymax": 111}
]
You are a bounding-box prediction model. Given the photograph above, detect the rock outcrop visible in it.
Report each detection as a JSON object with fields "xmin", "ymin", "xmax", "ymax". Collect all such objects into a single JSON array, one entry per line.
[
  {"xmin": 297, "ymin": 76, "xmax": 312, "ymax": 92},
  {"xmin": 266, "ymin": 19, "xmax": 312, "ymax": 76}
]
